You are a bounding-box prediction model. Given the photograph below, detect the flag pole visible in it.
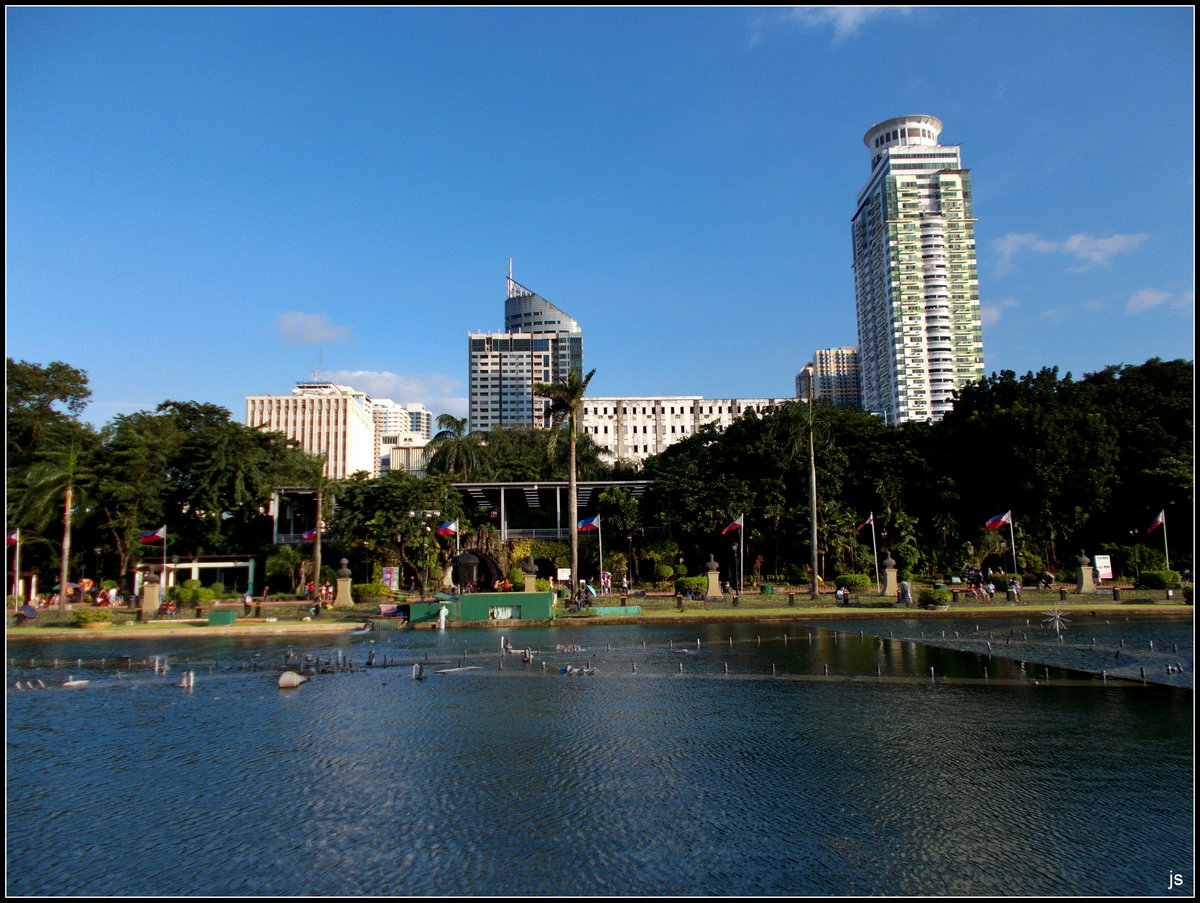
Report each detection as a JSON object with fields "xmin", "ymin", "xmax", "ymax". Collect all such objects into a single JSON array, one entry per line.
[
  {"xmin": 1162, "ymin": 513, "xmax": 1170, "ymax": 571},
  {"xmin": 163, "ymin": 527, "xmax": 168, "ymax": 591},
  {"xmin": 870, "ymin": 515, "xmax": 880, "ymax": 594},
  {"xmin": 597, "ymin": 515, "xmax": 604, "ymax": 586},
  {"xmin": 1008, "ymin": 517, "xmax": 1018, "ymax": 578},
  {"xmin": 11, "ymin": 530, "xmax": 21, "ymax": 603},
  {"xmin": 739, "ymin": 515, "xmax": 744, "ymax": 594}
]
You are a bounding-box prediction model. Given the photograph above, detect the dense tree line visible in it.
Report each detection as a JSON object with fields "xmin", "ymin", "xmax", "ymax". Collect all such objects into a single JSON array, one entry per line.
[
  {"xmin": 641, "ymin": 359, "xmax": 1193, "ymax": 583},
  {"xmin": 5, "ymin": 356, "xmax": 1192, "ymax": 599}
]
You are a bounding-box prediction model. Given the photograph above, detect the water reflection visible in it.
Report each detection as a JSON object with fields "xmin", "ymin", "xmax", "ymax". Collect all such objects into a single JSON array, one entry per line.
[{"xmin": 6, "ymin": 622, "xmax": 1193, "ymax": 896}]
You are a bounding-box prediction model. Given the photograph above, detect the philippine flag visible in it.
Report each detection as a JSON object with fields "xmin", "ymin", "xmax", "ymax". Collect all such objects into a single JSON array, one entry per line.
[
  {"xmin": 139, "ymin": 526, "xmax": 167, "ymax": 544},
  {"xmin": 984, "ymin": 511, "xmax": 1011, "ymax": 530},
  {"xmin": 577, "ymin": 516, "xmax": 600, "ymax": 532},
  {"xmin": 6, "ymin": 528, "xmax": 18, "ymax": 546},
  {"xmin": 722, "ymin": 515, "xmax": 743, "ymax": 535},
  {"xmin": 436, "ymin": 521, "xmax": 458, "ymax": 536},
  {"xmin": 301, "ymin": 527, "xmax": 319, "ymax": 541},
  {"xmin": 1146, "ymin": 510, "xmax": 1165, "ymax": 533},
  {"xmin": 856, "ymin": 513, "xmax": 874, "ymax": 532}
]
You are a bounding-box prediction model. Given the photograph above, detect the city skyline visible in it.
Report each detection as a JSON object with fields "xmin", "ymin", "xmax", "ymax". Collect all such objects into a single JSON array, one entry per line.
[{"xmin": 7, "ymin": 7, "xmax": 1194, "ymax": 430}]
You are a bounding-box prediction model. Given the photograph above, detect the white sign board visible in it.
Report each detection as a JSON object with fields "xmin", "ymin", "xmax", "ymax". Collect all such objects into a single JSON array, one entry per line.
[
  {"xmin": 1093, "ymin": 555, "xmax": 1113, "ymax": 580},
  {"xmin": 556, "ymin": 568, "xmax": 572, "ymax": 582}
]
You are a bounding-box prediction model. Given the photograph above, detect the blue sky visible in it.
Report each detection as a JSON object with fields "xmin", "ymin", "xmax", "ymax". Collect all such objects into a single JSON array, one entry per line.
[{"xmin": 7, "ymin": 6, "xmax": 1194, "ymax": 429}]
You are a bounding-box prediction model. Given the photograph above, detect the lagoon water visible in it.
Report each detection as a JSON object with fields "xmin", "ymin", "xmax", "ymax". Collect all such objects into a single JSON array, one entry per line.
[{"xmin": 6, "ymin": 618, "xmax": 1193, "ymax": 896}]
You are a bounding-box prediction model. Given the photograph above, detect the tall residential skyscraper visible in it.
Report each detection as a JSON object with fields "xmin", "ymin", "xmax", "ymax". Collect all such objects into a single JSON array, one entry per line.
[
  {"xmin": 851, "ymin": 115, "xmax": 984, "ymax": 423},
  {"xmin": 468, "ymin": 270, "xmax": 584, "ymax": 432}
]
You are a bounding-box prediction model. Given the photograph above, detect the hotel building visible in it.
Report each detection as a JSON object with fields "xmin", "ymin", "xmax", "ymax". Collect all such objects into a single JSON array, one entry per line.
[{"xmin": 245, "ymin": 382, "xmax": 377, "ymax": 479}]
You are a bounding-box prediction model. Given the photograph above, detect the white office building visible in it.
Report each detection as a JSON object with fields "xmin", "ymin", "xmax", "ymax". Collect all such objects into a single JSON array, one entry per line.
[{"xmin": 851, "ymin": 115, "xmax": 984, "ymax": 423}]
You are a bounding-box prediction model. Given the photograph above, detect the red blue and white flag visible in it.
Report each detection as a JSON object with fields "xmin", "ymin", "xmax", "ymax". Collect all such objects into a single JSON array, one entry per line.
[
  {"xmin": 857, "ymin": 513, "xmax": 873, "ymax": 532},
  {"xmin": 436, "ymin": 521, "xmax": 458, "ymax": 536},
  {"xmin": 1146, "ymin": 510, "xmax": 1165, "ymax": 533},
  {"xmin": 577, "ymin": 516, "xmax": 600, "ymax": 532},
  {"xmin": 301, "ymin": 527, "xmax": 319, "ymax": 541},
  {"xmin": 6, "ymin": 528, "xmax": 19, "ymax": 546},
  {"xmin": 139, "ymin": 526, "xmax": 167, "ymax": 544},
  {"xmin": 722, "ymin": 515, "xmax": 743, "ymax": 535},
  {"xmin": 984, "ymin": 511, "xmax": 1011, "ymax": 530}
]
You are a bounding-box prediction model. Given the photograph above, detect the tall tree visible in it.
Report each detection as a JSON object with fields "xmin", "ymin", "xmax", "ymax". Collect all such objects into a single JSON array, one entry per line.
[
  {"xmin": 6, "ymin": 358, "xmax": 92, "ymax": 461},
  {"xmin": 534, "ymin": 368, "xmax": 596, "ymax": 590}
]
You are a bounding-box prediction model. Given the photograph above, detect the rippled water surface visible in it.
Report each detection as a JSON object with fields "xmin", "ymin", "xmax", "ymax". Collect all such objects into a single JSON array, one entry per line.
[{"xmin": 6, "ymin": 621, "xmax": 1193, "ymax": 896}]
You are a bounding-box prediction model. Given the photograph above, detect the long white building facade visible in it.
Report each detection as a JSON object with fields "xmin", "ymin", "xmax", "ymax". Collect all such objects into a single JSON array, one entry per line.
[
  {"xmin": 579, "ymin": 396, "xmax": 795, "ymax": 465},
  {"xmin": 851, "ymin": 114, "xmax": 984, "ymax": 423}
]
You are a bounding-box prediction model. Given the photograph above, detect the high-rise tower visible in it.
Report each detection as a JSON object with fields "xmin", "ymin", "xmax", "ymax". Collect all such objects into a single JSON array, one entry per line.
[
  {"xmin": 468, "ymin": 268, "xmax": 583, "ymax": 432},
  {"xmin": 851, "ymin": 115, "xmax": 984, "ymax": 423}
]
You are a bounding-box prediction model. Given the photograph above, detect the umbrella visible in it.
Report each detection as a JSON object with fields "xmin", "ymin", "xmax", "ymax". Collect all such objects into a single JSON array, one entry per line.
[
  {"xmin": 585, "ymin": 584, "xmax": 597, "ymax": 597},
  {"xmin": 52, "ymin": 582, "xmax": 81, "ymax": 590},
  {"xmin": 19, "ymin": 605, "xmax": 39, "ymax": 620}
]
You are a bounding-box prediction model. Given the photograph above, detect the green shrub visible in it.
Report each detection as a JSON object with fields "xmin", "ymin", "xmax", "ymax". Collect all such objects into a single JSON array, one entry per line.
[
  {"xmin": 655, "ymin": 564, "xmax": 675, "ymax": 586},
  {"xmin": 1141, "ymin": 570, "xmax": 1182, "ymax": 590},
  {"xmin": 835, "ymin": 574, "xmax": 872, "ymax": 590},
  {"xmin": 506, "ymin": 567, "xmax": 525, "ymax": 588},
  {"xmin": 352, "ymin": 583, "xmax": 393, "ymax": 601},
  {"xmin": 674, "ymin": 576, "xmax": 708, "ymax": 597},
  {"xmin": 209, "ymin": 582, "xmax": 225, "ymax": 598},
  {"xmin": 71, "ymin": 608, "xmax": 112, "ymax": 626},
  {"xmin": 918, "ymin": 588, "xmax": 951, "ymax": 609}
]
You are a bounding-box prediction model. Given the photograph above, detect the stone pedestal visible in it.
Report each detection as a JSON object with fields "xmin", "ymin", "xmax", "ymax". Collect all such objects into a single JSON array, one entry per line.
[
  {"xmin": 522, "ymin": 556, "xmax": 538, "ymax": 593},
  {"xmin": 881, "ymin": 552, "xmax": 898, "ymax": 599},
  {"xmin": 1074, "ymin": 551, "xmax": 1095, "ymax": 594},
  {"xmin": 334, "ymin": 558, "xmax": 354, "ymax": 607},
  {"xmin": 704, "ymin": 554, "xmax": 724, "ymax": 600},
  {"xmin": 140, "ymin": 582, "xmax": 160, "ymax": 617},
  {"xmin": 140, "ymin": 568, "xmax": 161, "ymax": 617}
]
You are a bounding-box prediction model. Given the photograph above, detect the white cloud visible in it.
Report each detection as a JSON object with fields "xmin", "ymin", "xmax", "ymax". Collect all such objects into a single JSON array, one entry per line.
[
  {"xmin": 1060, "ymin": 232, "xmax": 1149, "ymax": 265},
  {"xmin": 1125, "ymin": 287, "xmax": 1193, "ymax": 315},
  {"xmin": 785, "ymin": 6, "xmax": 913, "ymax": 41},
  {"xmin": 317, "ymin": 369, "xmax": 467, "ymax": 417},
  {"xmin": 274, "ymin": 313, "xmax": 352, "ymax": 346},
  {"xmin": 980, "ymin": 297, "xmax": 1017, "ymax": 327},
  {"xmin": 992, "ymin": 231, "xmax": 1149, "ymax": 273}
]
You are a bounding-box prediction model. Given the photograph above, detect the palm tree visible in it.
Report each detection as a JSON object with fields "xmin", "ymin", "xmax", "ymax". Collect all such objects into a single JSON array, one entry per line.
[
  {"xmin": 426, "ymin": 414, "xmax": 484, "ymax": 480},
  {"xmin": 535, "ymin": 369, "xmax": 596, "ymax": 591},
  {"xmin": 18, "ymin": 444, "xmax": 89, "ymax": 614}
]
